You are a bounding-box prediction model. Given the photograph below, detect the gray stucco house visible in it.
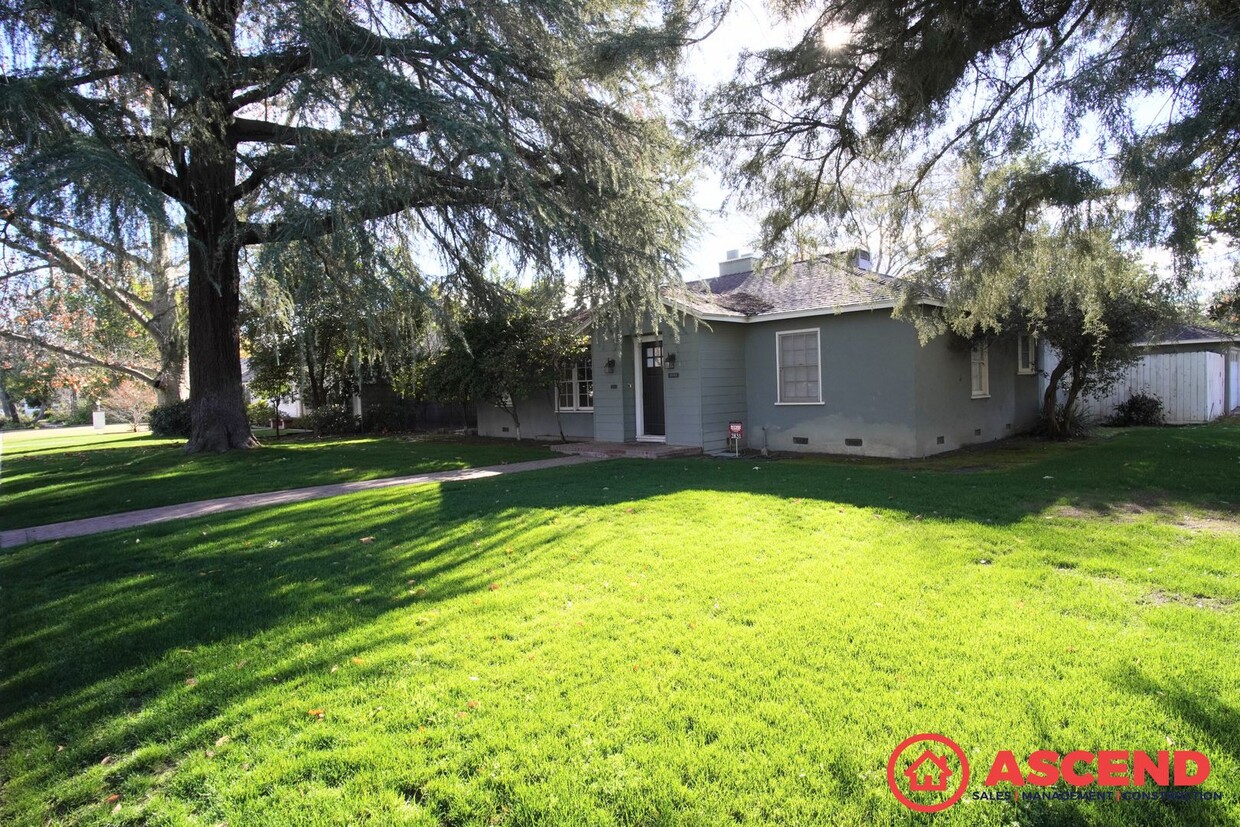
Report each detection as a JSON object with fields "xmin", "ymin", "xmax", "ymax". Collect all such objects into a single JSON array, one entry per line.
[{"xmin": 477, "ymin": 252, "xmax": 1044, "ymax": 458}]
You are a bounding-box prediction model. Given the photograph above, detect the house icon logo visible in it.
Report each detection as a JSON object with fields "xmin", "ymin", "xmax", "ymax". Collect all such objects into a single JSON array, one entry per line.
[
  {"xmin": 887, "ymin": 733, "xmax": 971, "ymax": 812},
  {"xmin": 905, "ymin": 749, "xmax": 952, "ymax": 792}
]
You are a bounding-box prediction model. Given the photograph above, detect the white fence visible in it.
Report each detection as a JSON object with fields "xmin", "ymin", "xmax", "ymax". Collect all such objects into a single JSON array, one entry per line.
[
  {"xmin": 1229, "ymin": 349, "xmax": 1240, "ymax": 413},
  {"xmin": 1077, "ymin": 351, "xmax": 1228, "ymax": 424}
]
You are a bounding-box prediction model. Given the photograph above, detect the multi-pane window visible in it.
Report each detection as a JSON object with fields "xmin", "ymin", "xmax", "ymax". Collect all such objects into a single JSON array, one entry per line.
[
  {"xmin": 971, "ymin": 344, "xmax": 990, "ymax": 398},
  {"xmin": 556, "ymin": 353, "xmax": 593, "ymax": 411},
  {"xmin": 644, "ymin": 343, "xmax": 662, "ymax": 369},
  {"xmin": 1017, "ymin": 334, "xmax": 1036, "ymax": 374},
  {"xmin": 777, "ymin": 330, "xmax": 822, "ymax": 404}
]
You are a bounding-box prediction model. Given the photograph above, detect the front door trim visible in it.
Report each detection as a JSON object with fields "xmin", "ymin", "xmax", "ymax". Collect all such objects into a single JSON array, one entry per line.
[{"xmin": 633, "ymin": 334, "xmax": 666, "ymax": 442}]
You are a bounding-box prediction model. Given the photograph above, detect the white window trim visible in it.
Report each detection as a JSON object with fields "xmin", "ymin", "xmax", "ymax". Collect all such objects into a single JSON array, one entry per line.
[
  {"xmin": 633, "ymin": 334, "xmax": 666, "ymax": 441},
  {"xmin": 971, "ymin": 343, "xmax": 990, "ymax": 399},
  {"xmin": 775, "ymin": 328, "xmax": 824, "ymax": 405},
  {"xmin": 1017, "ymin": 334, "xmax": 1036, "ymax": 375},
  {"xmin": 555, "ymin": 353, "xmax": 594, "ymax": 412}
]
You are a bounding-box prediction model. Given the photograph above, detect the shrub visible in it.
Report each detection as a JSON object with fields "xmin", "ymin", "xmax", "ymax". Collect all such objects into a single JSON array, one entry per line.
[
  {"xmin": 304, "ymin": 405, "xmax": 359, "ymax": 436},
  {"xmin": 1036, "ymin": 403, "xmax": 1095, "ymax": 439},
  {"xmin": 247, "ymin": 401, "xmax": 278, "ymax": 426},
  {"xmin": 1108, "ymin": 392, "xmax": 1165, "ymax": 426},
  {"xmin": 149, "ymin": 400, "xmax": 192, "ymax": 437},
  {"xmin": 361, "ymin": 403, "xmax": 418, "ymax": 434},
  {"xmin": 63, "ymin": 407, "xmax": 94, "ymax": 426}
]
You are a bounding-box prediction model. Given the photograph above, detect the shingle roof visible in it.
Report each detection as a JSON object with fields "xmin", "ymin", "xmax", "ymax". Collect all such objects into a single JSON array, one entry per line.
[
  {"xmin": 677, "ymin": 257, "xmax": 910, "ymax": 319},
  {"xmin": 1150, "ymin": 323, "xmax": 1236, "ymax": 344}
]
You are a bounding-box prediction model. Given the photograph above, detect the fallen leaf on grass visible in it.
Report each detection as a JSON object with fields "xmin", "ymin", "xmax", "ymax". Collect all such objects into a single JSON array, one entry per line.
[
  {"xmin": 455, "ymin": 711, "xmax": 469, "ymax": 719},
  {"xmin": 351, "ymin": 657, "xmax": 364, "ymax": 665},
  {"xmin": 466, "ymin": 700, "xmax": 480, "ymax": 709},
  {"xmin": 360, "ymin": 536, "xmax": 375, "ymax": 544},
  {"xmin": 100, "ymin": 755, "xmax": 113, "ymax": 765},
  {"xmin": 488, "ymin": 583, "xmax": 500, "ymax": 591},
  {"xmin": 105, "ymin": 794, "xmax": 120, "ymax": 803},
  {"xmin": 185, "ymin": 677, "xmax": 198, "ymax": 687},
  {"xmin": 308, "ymin": 709, "xmax": 325, "ymax": 719},
  {"xmin": 214, "ymin": 735, "xmax": 230, "ymax": 747}
]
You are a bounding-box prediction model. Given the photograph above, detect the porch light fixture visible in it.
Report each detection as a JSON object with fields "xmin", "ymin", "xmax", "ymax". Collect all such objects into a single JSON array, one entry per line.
[
  {"xmin": 604, "ymin": 358, "xmax": 616, "ymax": 374},
  {"xmin": 665, "ymin": 353, "xmax": 677, "ymax": 370}
]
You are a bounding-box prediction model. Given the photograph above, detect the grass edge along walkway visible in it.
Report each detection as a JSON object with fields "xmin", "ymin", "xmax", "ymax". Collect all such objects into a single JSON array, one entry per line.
[{"xmin": 0, "ymin": 455, "xmax": 601, "ymax": 549}]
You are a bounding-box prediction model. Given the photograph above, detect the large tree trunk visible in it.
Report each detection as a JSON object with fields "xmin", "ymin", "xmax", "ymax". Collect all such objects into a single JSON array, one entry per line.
[
  {"xmin": 150, "ymin": 227, "xmax": 186, "ymax": 406},
  {"xmin": 184, "ymin": 146, "xmax": 257, "ymax": 452},
  {"xmin": 180, "ymin": 0, "xmax": 253, "ymax": 453},
  {"xmin": 0, "ymin": 368, "xmax": 20, "ymax": 422}
]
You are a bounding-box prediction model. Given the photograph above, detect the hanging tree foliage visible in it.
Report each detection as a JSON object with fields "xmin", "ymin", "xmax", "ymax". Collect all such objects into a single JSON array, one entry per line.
[
  {"xmin": 1, "ymin": 0, "xmax": 700, "ymax": 451},
  {"xmin": 241, "ymin": 224, "xmax": 434, "ymax": 409},
  {"xmin": 705, "ymin": 0, "xmax": 1240, "ymax": 263},
  {"xmin": 913, "ymin": 156, "xmax": 1173, "ymax": 436}
]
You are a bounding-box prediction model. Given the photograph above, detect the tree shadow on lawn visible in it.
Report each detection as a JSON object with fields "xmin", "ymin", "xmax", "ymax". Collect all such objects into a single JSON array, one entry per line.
[
  {"xmin": 0, "ymin": 491, "xmax": 596, "ymax": 821},
  {"xmin": 1, "ymin": 425, "xmax": 1236, "ymax": 823},
  {"xmin": 498, "ymin": 423, "xmax": 1240, "ymax": 530}
]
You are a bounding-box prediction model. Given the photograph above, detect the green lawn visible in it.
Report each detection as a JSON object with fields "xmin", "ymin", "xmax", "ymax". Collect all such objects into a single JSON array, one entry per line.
[
  {"xmin": 0, "ymin": 429, "xmax": 552, "ymax": 531},
  {"xmin": 1, "ymin": 424, "xmax": 1238, "ymax": 825}
]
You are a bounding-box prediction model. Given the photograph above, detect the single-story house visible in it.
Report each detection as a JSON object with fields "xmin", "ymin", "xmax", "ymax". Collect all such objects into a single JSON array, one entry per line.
[
  {"xmin": 478, "ymin": 252, "xmax": 1045, "ymax": 458},
  {"xmin": 1063, "ymin": 324, "xmax": 1239, "ymax": 424}
]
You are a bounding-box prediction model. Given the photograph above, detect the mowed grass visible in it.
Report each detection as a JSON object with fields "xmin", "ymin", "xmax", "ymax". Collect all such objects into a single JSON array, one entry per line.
[
  {"xmin": 1, "ymin": 424, "xmax": 1238, "ymax": 826},
  {"xmin": 0, "ymin": 429, "xmax": 552, "ymax": 531}
]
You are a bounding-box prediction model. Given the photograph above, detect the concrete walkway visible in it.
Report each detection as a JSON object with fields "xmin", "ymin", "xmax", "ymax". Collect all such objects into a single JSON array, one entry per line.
[{"xmin": 0, "ymin": 454, "xmax": 602, "ymax": 549}]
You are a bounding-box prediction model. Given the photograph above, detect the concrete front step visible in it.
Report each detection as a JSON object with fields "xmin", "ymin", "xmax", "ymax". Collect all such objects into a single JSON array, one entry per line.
[{"xmin": 549, "ymin": 441, "xmax": 703, "ymax": 459}]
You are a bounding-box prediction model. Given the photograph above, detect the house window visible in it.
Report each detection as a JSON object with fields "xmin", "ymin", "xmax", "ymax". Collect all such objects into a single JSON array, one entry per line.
[
  {"xmin": 1017, "ymin": 334, "xmax": 1036, "ymax": 374},
  {"xmin": 556, "ymin": 353, "xmax": 593, "ymax": 411},
  {"xmin": 776, "ymin": 329, "xmax": 822, "ymax": 404},
  {"xmin": 971, "ymin": 344, "xmax": 990, "ymax": 398}
]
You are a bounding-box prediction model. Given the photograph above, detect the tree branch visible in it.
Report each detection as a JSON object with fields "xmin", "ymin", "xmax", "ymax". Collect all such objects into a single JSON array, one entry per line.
[{"xmin": 0, "ymin": 330, "xmax": 157, "ymax": 384}]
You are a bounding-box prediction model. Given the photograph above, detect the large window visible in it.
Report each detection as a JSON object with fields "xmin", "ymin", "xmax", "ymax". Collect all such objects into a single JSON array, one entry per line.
[
  {"xmin": 557, "ymin": 353, "xmax": 593, "ymax": 411},
  {"xmin": 971, "ymin": 344, "xmax": 990, "ymax": 398},
  {"xmin": 776, "ymin": 329, "xmax": 822, "ymax": 404},
  {"xmin": 1017, "ymin": 333, "xmax": 1036, "ymax": 374}
]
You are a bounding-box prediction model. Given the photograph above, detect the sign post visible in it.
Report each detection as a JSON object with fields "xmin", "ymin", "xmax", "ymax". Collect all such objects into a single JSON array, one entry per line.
[{"xmin": 727, "ymin": 421, "xmax": 744, "ymax": 457}]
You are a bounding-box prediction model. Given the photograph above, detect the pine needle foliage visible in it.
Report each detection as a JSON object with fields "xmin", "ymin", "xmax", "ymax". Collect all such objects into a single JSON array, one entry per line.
[
  {"xmin": 1, "ymin": 0, "xmax": 701, "ymax": 450},
  {"xmin": 704, "ymin": 0, "xmax": 1240, "ymax": 263}
]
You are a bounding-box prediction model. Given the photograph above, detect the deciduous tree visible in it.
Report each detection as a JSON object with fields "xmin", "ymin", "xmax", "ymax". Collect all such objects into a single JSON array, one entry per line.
[
  {"xmin": 0, "ymin": 208, "xmax": 186, "ymax": 403},
  {"xmin": 912, "ymin": 158, "xmax": 1172, "ymax": 437},
  {"xmin": 425, "ymin": 287, "xmax": 580, "ymax": 440}
]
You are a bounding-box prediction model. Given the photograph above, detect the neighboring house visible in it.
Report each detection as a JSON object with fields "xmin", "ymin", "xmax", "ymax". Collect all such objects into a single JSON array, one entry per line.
[
  {"xmin": 240, "ymin": 358, "xmax": 307, "ymax": 419},
  {"xmin": 1059, "ymin": 324, "xmax": 1240, "ymax": 424},
  {"xmin": 478, "ymin": 252, "xmax": 1045, "ymax": 458}
]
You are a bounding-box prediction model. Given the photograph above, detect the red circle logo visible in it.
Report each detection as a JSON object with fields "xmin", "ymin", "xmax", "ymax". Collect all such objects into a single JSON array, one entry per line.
[{"xmin": 886, "ymin": 733, "xmax": 971, "ymax": 813}]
